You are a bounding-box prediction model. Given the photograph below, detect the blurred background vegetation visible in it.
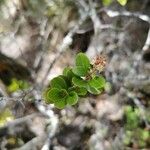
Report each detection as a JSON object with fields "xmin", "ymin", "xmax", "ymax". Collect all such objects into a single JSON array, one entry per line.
[{"xmin": 0, "ymin": 0, "xmax": 150, "ymax": 149}]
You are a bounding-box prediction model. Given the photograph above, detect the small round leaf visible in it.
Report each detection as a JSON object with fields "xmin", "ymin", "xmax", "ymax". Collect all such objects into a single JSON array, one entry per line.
[
  {"xmin": 63, "ymin": 67, "xmax": 71, "ymax": 76},
  {"xmin": 43, "ymin": 88, "xmax": 54, "ymax": 104},
  {"xmin": 54, "ymin": 99, "xmax": 66, "ymax": 109},
  {"xmin": 72, "ymin": 77, "xmax": 87, "ymax": 88},
  {"xmin": 51, "ymin": 76, "xmax": 67, "ymax": 89},
  {"xmin": 74, "ymin": 87, "xmax": 87, "ymax": 96},
  {"xmin": 49, "ymin": 89, "xmax": 68, "ymax": 109},
  {"xmin": 62, "ymin": 68, "xmax": 75, "ymax": 85},
  {"xmin": 67, "ymin": 92, "xmax": 78, "ymax": 105},
  {"xmin": 87, "ymin": 85, "xmax": 102, "ymax": 95},
  {"xmin": 48, "ymin": 88, "xmax": 68, "ymax": 101},
  {"xmin": 72, "ymin": 66, "xmax": 89, "ymax": 77},
  {"xmin": 75, "ymin": 53, "xmax": 90, "ymax": 69},
  {"xmin": 89, "ymin": 76, "xmax": 106, "ymax": 89}
]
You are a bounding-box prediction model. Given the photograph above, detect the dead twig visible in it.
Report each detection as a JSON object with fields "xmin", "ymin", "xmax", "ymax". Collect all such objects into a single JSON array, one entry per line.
[
  {"xmin": 5, "ymin": 113, "xmax": 42, "ymax": 128},
  {"xmin": 104, "ymin": 10, "xmax": 150, "ymax": 23},
  {"xmin": 103, "ymin": 9, "xmax": 150, "ymax": 52},
  {"xmin": 42, "ymin": 11, "xmax": 88, "ymax": 86},
  {"xmin": 142, "ymin": 26, "xmax": 150, "ymax": 51}
]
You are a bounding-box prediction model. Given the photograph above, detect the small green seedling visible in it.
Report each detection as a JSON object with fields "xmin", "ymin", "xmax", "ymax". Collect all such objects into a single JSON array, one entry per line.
[
  {"xmin": 123, "ymin": 106, "xmax": 150, "ymax": 148},
  {"xmin": 44, "ymin": 52, "xmax": 106, "ymax": 109},
  {"xmin": 7, "ymin": 78, "xmax": 29, "ymax": 93}
]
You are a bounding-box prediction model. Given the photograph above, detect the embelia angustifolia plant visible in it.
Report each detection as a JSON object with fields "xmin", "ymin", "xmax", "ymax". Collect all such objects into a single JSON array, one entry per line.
[{"xmin": 44, "ymin": 53, "xmax": 106, "ymax": 109}]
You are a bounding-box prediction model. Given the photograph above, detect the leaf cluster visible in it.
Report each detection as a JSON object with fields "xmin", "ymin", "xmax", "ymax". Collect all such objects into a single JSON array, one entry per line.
[
  {"xmin": 44, "ymin": 53, "xmax": 106, "ymax": 109},
  {"xmin": 7, "ymin": 78, "xmax": 29, "ymax": 93},
  {"xmin": 124, "ymin": 106, "xmax": 150, "ymax": 148}
]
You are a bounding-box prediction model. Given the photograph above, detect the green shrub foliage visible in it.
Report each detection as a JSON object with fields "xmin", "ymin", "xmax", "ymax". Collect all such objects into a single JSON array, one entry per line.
[
  {"xmin": 44, "ymin": 53, "xmax": 106, "ymax": 109},
  {"xmin": 124, "ymin": 106, "xmax": 150, "ymax": 148}
]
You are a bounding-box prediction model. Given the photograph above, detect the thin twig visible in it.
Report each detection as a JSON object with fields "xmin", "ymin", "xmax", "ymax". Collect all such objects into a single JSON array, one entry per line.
[
  {"xmin": 142, "ymin": 26, "xmax": 150, "ymax": 51},
  {"xmin": 103, "ymin": 9, "xmax": 150, "ymax": 52},
  {"xmin": 104, "ymin": 10, "xmax": 150, "ymax": 23},
  {"xmin": 5, "ymin": 113, "xmax": 42, "ymax": 128},
  {"xmin": 88, "ymin": 0, "xmax": 102, "ymax": 35},
  {"xmin": 42, "ymin": 12, "xmax": 88, "ymax": 85}
]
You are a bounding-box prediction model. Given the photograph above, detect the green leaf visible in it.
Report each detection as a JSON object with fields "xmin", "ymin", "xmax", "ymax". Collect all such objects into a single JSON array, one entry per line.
[
  {"xmin": 63, "ymin": 67, "xmax": 75, "ymax": 81},
  {"xmin": 54, "ymin": 99, "xmax": 66, "ymax": 109},
  {"xmin": 88, "ymin": 76, "xmax": 106, "ymax": 89},
  {"xmin": 75, "ymin": 87, "xmax": 87, "ymax": 96},
  {"xmin": 76, "ymin": 53, "xmax": 90, "ymax": 69},
  {"xmin": 48, "ymin": 88, "xmax": 68, "ymax": 101},
  {"xmin": 63, "ymin": 67, "xmax": 71, "ymax": 76},
  {"xmin": 67, "ymin": 91, "xmax": 78, "ymax": 105},
  {"xmin": 73, "ymin": 53, "xmax": 90, "ymax": 77},
  {"xmin": 73, "ymin": 66, "xmax": 89, "ymax": 77},
  {"xmin": 43, "ymin": 88, "xmax": 54, "ymax": 104},
  {"xmin": 141, "ymin": 130, "xmax": 149, "ymax": 140},
  {"xmin": 102, "ymin": 0, "xmax": 112, "ymax": 6},
  {"xmin": 7, "ymin": 79, "xmax": 20, "ymax": 92},
  {"xmin": 87, "ymin": 85, "xmax": 102, "ymax": 95},
  {"xmin": 72, "ymin": 77, "xmax": 88, "ymax": 88},
  {"xmin": 58, "ymin": 75, "xmax": 71, "ymax": 87},
  {"xmin": 117, "ymin": 0, "xmax": 127, "ymax": 6},
  {"xmin": 7, "ymin": 78, "xmax": 29, "ymax": 93},
  {"xmin": 47, "ymin": 88, "xmax": 68, "ymax": 109},
  {"xmin": 51, "ymin": 76, "xmax": 67, "ymax": 89}
]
